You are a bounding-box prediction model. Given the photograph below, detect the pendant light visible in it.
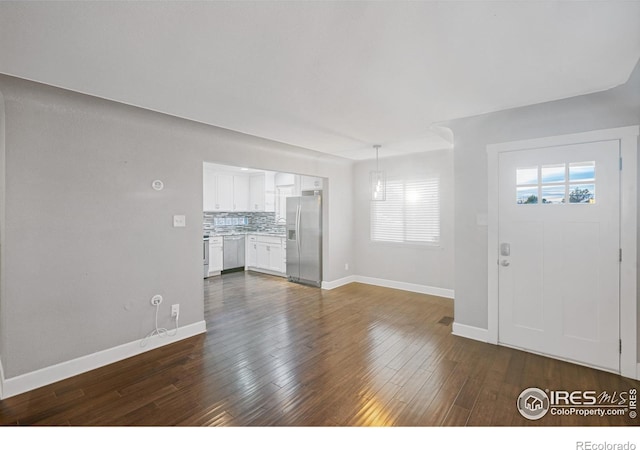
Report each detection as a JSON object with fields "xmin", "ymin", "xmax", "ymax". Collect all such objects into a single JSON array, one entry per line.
[{"xmin": 370, "ymin": 145, "xmax": 386, "ymax": 201}]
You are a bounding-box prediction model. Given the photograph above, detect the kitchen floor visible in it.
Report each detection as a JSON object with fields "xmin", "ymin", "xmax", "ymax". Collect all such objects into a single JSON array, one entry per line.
[{"xmin": 1, "ymin": 271, "xmax": 637, "ymax": 425}]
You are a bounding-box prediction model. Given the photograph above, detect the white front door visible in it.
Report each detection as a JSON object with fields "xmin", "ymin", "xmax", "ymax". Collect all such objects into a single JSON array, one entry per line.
[{"xmin": 498, "ymin": 140, "xmax": 620, "ymax": 372}]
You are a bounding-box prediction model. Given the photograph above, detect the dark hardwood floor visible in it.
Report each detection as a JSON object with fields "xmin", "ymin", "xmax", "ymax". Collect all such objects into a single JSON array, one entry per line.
[{"xmin": 1, "ymin": 271, "xmax": 638, "ymax": 426}]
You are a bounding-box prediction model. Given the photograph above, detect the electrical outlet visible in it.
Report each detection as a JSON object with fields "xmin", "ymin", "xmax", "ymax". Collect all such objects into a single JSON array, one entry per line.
[
  {"xmin": 345, "ymin": 263, "xmax": 349, "ymax": 271},
  {"xmin": 151, "ymin": 295, "xmax": 163, "ymax": 306},
  {"xmin": 171, "ymin": 304, "xmax": 180, "ymax": 319}
]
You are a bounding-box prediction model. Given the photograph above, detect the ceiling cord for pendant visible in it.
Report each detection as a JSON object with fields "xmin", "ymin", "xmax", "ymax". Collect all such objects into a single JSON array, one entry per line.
[{"xmin": 370, "ymin": 144, "xmax": 386, "ymax": 201}]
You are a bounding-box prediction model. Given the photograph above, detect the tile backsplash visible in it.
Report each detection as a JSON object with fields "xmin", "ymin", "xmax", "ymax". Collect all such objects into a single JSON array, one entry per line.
[{"xmin": 203, "ymin": 211, "xmax": 285, "ymax": 235}]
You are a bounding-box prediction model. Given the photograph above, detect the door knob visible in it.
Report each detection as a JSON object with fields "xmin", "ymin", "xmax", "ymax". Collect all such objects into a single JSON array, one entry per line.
[{"xmin": 500, "ymin": 260, "xmax": 510, "ymax": 267}]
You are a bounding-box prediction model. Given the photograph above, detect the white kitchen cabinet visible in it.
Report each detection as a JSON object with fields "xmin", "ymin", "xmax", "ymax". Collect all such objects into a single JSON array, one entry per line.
[
  {"xmin": 256, "ymin": 242, "xmax": 270, "ymax": 269},
  {"xmin": 264, "ymin": 171, "xmax": 276, "ymax": 212},
  {"xmin": 247, "ymin": 234, "xmax": 286, "ymax": 276},
  {"xmin": 208, "ymin": 236, "xmax": 224, "ymax": 275},
  {"xmin": 203, "ymin": 167, "xmax": 220, "ymax": 211},
  {"xmin": 203, "ymin": 170, "xmax": 252, "ymax": 212},
  {"xmin": 233, "ymin": 176, "xmax": 249, "ymax": 211},
  {"xmin": 215, "ymin": 173, "xmax": 234, "ymax": 211},
  {"xmin": 205, "ymin": 165, "xmax": 300, "ymax": 213},
  {"xmin": 249, "ymin": 174, "xmax": 265, "ymax": 211},
  {"xmin": 247, "ymin": 235, "xmax": 257, "ymax": 267},
  {"xmin": 268, "ymin": 242, "xmax": 284, "ymax": 273},
  {"xmin": 275, "ymin": 172, "xmax": 296, "ymax": 187},
  {"xmin": 290, "ymin": 174, "xmax": 322, "ymax": 196},
  {"xmin": 249, "ymin": 172, "xmax": 276, "ymax": 212},
  {"xmin": 300, "ymin": 175, "xmax": 323, "ymax": 191}
]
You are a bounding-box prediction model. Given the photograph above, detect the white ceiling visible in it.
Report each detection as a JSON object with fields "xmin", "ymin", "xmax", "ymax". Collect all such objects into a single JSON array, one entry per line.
[{"xmin": 1, "ymin": 1, "xmax": 639, "ymax": 160}]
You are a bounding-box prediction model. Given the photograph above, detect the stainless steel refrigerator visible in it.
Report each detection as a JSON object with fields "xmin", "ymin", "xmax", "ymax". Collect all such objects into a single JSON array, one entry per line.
[{"xmin": 286, "ymin": 192, "xmax": 322, "ymax": 287}]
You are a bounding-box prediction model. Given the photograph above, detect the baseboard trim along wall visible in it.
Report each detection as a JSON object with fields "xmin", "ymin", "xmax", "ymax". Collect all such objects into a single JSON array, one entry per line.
[
  {"xmin": 452, "ymin": 322, "xmax": 490, "ymax": 343},
  {"xmin": 322, "ymin": 275, "xmax": 455, "ymax": 299},
  {"xmin": 321, "ymin": 276, "xmax": 357, "ymax": 290},
  {"xmin": 0, "ymin": 320, "xmax": 207, "ymax": 400},
  {"xmin": 0, "ymin": 356, "xmax": 5, "ymax": 400}
]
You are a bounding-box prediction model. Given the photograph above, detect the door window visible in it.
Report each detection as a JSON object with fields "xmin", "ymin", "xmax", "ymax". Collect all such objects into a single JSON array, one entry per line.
[{"xmin": 516, "ymin": 161, "xmax": 596, "ymax": 205}]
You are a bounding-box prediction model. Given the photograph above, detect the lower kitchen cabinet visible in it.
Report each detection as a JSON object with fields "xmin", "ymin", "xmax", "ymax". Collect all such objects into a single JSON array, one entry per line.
[
  {"xmin": 246, "ymin": 234, "xmax": 286, "ymax": 277},
  {"xmin": 256, "ymin": 242, "xmax": 270, "ymax": 269},
  {"xmin": 208, "ymin": 236, "xmax": 224, "ymax": 275},
  {"xmin": 269, "ymin": 244, "xmax": 284, "ymax": 273},
  {"xmin": 247, "ymin": 235, "xmax": 258, "ymax": 267},
  {"xmin": 257, "ymin": 242, "xmax": 283, "ymax": 272}
]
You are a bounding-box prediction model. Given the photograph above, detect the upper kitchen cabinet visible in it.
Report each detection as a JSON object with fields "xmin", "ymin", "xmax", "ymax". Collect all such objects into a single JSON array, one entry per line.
[
  {"xmin": 264, "ymin": 172, "xmax": 276, "ymax": 212},
  {"xmin": 249, "ymin": 173, "xmax": 265, "ymax": 211},
  {"xmin": 204, "ymin": 163, "xmax": 278, "ymax": 212},
  {"xmin": 300, "ymin": 175, "xmax": 323, "ymax": 191},
  {"xmin": 203, "ymin": 170, "xmax": 233, "ymax": 211},
  {"xmin": 233, "ymin": 176, "xmax": 249, "ymax": 211},
  {"xmin": 216, "ymin": 173, "xmax": 234, "ymax": 211},
  {"xmin": 273, "ymin": 173, "xmax": 323, "ymax": 197},
  {"xmin": 203, "ymin": 165, "xmax": 218, "ymax": 211},
  {"xmin": 203, "ymin": 166, "xmax": 249, "ymax": 212},
  {"xmin": 249, "ymin": 171, "xmax": 276, "ymax": 212}
]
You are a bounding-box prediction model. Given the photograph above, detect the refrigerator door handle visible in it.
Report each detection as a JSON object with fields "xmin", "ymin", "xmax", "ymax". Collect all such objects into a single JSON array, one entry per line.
[{"xmin": 296, "ymin": 203, "xmax": 302, "ymax": 249}]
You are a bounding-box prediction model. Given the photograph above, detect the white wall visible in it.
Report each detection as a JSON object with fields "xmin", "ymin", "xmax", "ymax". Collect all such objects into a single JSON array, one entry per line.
[
  {"xmin": 0, "ymin": 88, "xmax": 5, "ymax": 384},
  {"xmin": 445, "ymin": 59, "xmax": 640, "ymax": 359},
  {"xmin": 353, "ymin": 150, "xmax": 454, "ymax": 291},
  {"xmin": 0, "ymin": 75, "xmax": 353, "ymax": 380}
]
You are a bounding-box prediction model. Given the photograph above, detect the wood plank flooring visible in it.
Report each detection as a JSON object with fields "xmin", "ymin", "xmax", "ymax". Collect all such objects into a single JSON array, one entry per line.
[{"xmin": 1, "ymin": 271, "xmax": 638, "ymax": 426}]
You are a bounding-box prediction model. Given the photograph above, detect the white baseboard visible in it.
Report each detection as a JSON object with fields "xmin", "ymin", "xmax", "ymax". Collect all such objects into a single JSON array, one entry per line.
[
  {"xmin": 352, "ymin": 275, "xmax": 455, "ymax": 299},
  {"xmin": 0, "ymin": 320, "xmax": 207, "ymax": 400},
  {"xmin": 452, "ymin": 322, "xmax": 489, "ymax": 343},
  {"xmin": 321, "ymin": 276, "xmax": 357, "ymax": 290},
  {"xmin": 321, "ymin": 275, "xmax": 454, "ymax": 299},
  {"xmin": 0, "ymin": 355, "xmax": 5, "ymax": 400}
]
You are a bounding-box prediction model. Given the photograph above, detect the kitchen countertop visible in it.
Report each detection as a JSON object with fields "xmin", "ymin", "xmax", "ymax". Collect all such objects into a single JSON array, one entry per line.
[
  {"xmin": 252, "ymin": 232, "xmax": 286, "ymax": 237},
  {"xmin": 205, "ymin": 231, "xmax": 286, "ymax": 238}
]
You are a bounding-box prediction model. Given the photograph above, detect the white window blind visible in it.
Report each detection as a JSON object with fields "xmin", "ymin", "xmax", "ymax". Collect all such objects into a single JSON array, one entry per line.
[{"xmin": 371, "ymin": 176, "xmax": 440, "ymax": 244}]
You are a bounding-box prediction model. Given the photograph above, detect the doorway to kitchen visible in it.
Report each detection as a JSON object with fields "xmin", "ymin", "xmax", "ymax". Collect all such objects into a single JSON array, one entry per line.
[
  {"xmin": 202, "ymin": 161, "xmax": 325, "ymax": 287},
  {"xmin": 0, "ymin": 89, "xmax": 5, "ymax": 399}
]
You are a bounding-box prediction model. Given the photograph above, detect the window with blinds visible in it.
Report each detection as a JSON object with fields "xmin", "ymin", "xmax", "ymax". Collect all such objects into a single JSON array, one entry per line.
[{"xmin": 371, "ymin": 176, "xmax": 440, "ymax": 244}]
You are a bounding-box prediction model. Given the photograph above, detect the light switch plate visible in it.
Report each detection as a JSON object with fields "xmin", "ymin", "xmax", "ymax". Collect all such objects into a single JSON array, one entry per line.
[{"xmin": 173, "ymin": 215, "xmax": 186, "ymax": 227}]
